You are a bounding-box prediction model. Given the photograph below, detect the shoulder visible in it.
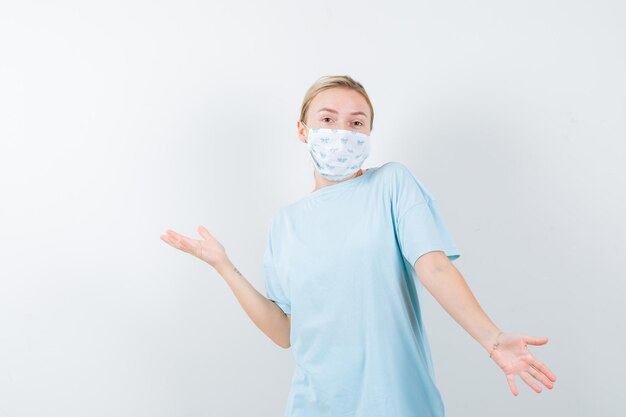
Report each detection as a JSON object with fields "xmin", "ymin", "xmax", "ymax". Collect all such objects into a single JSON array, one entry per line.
[
  {"xmin": 268, "ymin": 205, "xmax": 295, "ymax": 236},
  {"xmin": 269, "ymin": 207, "xmax": 286, "ymax": 228},
  {"xmin": 375, "ymin": 161, "xmax": 421, "ymax": 185},
  {"xmin": 379, "ymin": 161, "xmax": 409, "ymax": 172},
  {"xmin": 376, "ymin": 161, "xmax": 435, "ymax": 204}
]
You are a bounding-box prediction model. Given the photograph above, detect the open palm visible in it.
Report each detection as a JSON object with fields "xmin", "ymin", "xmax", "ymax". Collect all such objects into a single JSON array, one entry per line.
[
  {"xmin": 490, "ymin": 332, "xmax": 557, "ymax": 396},
  {"xmin": 160, "ymin": 226, "xmax": 227, "ymax": 269}
]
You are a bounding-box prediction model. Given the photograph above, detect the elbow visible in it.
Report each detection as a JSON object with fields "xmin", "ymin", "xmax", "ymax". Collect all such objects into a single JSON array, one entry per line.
[
  {"xmin": 276, "ymin": 338, "xmax": 290, "ymax": 349},
  {"xmin": 278, "ymin": 330, "xmax": 291, "ymax": 349},
  {"xmin": 280, "ymin": 331, "xmax": 291, "ymax": 349},
  {"xmin": 414, "ymin": 251, "xmax": 452, "ymax": 280}
]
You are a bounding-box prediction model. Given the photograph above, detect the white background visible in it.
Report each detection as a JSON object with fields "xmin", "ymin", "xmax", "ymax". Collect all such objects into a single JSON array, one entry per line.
[{"xmin": 1, "ymin": 1, "xmax": 624, "ymax": 416}]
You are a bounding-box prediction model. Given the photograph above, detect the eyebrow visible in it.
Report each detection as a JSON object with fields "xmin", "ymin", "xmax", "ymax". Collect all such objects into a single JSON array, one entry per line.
[{"xmin": 317, "ymin": 107, "xmax": 369, "ymax": 118}]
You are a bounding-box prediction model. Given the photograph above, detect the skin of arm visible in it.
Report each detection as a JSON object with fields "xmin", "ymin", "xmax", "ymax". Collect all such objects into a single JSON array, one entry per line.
[
  {"xmin": 413, "ymin": 250, "xmax": 557, "ymax": 395},
  {"xmin": 215, "ymin": 258, "xmax": 292, "ymax": 349},
  {"xmin": 160, "ymin": 227, "xmax": 291, "ymax": 349},
  {"xmin": 413, "ymin": 250, "xmax": 500, "ymax": 353}
]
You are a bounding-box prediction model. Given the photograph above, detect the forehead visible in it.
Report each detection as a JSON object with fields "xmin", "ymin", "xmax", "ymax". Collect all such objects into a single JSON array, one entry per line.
[{"xmin": 310, "ymin": 87, "xmax": 370, "ymax": 116}]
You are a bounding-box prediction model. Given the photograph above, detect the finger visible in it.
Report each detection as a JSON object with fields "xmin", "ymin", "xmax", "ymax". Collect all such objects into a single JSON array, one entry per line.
[
  {"xmin": 524, "ymin": 335, "xmax": 548, "ymax": 346},
  {"xmin": 161, "ymin": 234, "xmax": 187, "ymax": 252},
  {"xmin": 166, "ymin": 229, "xmax": 192, "ymax": 242},
  {"xmin": 180, "ymin": 236, "xmax": 201, "ymax": 258},
  {"xmin": 197, "ymin": 225, "xmax": 212, "ymax": 240},
  {"xmin": 520, "ymin": 371, "xmax": 542, "ymax": 393},
  {"xmin": 177, "ymin": 237, "xmax": 199, "ymax": 256},
  {"xmin": 160, "ymin": 234, "xmax": 178, "ymax": 248},
  {"xmin": 532, "ymin": 359, "xmax": 557, "ymax": 382},
  {"xmin": 506, "ymin": 374, "xmax": 519, "ymax": 396},
  {"xmin": 165, "ymin": 230, "xmax": 192, "ymax": 247},
  {"xmin": 528, "ymin": 364, "xmax": 554, "ymax": 389}
]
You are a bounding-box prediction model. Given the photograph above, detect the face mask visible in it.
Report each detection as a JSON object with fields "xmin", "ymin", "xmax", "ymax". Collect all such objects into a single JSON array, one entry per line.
[{"xmin": 301, "ymin": 121, "xmax": 371, "ymax": 182}]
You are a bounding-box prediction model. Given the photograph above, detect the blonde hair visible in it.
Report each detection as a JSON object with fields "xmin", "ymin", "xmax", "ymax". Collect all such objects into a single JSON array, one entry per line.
[{"xmin": 299, "ymin": 75, "xmax": 374, "ymax": 130}]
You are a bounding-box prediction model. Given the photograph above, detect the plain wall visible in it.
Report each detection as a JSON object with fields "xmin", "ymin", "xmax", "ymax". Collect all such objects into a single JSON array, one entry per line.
[{"xmin": 1, "ymin": 0, "xmax": 624, "ymax": 416}]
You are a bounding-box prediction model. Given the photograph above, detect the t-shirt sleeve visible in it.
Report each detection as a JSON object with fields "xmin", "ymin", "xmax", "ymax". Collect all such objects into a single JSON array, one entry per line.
[
  {"xmin": 263, "ymin": 215, "xmax": 291, "ymax": 315},
  {"xmin": 390, "ymin": 162, "xmax": 461, "ymax": 267}
]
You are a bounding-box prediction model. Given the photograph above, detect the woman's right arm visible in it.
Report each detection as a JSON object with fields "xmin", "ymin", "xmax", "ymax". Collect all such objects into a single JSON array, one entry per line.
[
  {"xmin": 215, "ymin": 257, "xmax": 291, "ymax": 348},
  {"xmin": 160, "ymin": 226, "xmax": 291, "ymax": 349}
]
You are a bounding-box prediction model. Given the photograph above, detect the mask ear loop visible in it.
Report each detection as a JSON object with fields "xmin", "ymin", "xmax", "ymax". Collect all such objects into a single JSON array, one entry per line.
[
  {"xmin": 301, "ymin": 121, "xmax": 318, "ymax": 173},
  {"xmin": 301, "ymin": 121, "xmax": 310, "ymax": 142}
]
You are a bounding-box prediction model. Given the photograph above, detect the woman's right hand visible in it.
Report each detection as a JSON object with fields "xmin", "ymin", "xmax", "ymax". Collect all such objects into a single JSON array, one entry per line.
[{"xmin": 160, "ymin": 225, "xmax": 228, "ymax": 269}]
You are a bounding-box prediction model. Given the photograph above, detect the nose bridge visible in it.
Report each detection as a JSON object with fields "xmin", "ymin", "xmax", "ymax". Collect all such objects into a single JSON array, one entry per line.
[{"xmin": 338, "ymin": 116, "xmax": 351, "ymax": 130}]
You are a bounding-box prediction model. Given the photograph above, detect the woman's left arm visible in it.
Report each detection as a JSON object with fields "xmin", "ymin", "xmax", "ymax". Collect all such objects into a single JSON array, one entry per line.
[{"xmin": 413, "ymin": 250, "xmax": 557, "ymax": 396}]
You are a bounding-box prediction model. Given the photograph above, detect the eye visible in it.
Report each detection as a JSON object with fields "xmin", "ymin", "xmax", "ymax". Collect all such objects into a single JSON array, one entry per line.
[
  {"xmin": 322, "ymin": 117, "xmax": 332, "ymax": 123},
  {"xmin": 353, "ymin": 121, "xmax": 364, "ymax": 127}
]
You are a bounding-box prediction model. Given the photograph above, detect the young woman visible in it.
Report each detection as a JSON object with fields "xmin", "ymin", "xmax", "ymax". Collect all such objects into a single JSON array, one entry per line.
[{"xmin": 160, "ymin": 75, "xmax": 557, "ymax": 416}]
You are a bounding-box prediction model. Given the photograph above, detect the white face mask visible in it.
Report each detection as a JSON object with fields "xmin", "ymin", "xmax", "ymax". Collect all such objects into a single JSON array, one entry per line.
[{"xmin": 302, "ymin": 121, "xmax": 371, "ymax": 182}]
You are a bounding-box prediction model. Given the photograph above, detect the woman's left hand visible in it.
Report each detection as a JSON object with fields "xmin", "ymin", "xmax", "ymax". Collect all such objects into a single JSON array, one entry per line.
[{"xmin": 489, "ymin": 332, "xmax": 557, "ymax": 396}]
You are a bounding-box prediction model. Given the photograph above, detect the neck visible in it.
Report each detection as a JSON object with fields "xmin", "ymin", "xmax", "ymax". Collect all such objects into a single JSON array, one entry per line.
[{"xmin": 312, "ymin": 168, "xmax": 363, "ymax": 192}]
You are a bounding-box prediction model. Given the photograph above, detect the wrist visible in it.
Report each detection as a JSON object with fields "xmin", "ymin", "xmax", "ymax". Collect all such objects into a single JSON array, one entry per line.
[
  {"xmin": 486, "ymin": 330, "xmax": 505, "ymax": 358},
  {"xmin": 213, "ymin": 257, "xmax": 233, "ymax": 276}
]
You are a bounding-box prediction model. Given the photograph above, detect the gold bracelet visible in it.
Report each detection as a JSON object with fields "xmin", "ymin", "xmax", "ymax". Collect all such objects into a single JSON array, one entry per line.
[{"xmin": 489, "ymin": 331, "xmax": 504, "ymax": 358}]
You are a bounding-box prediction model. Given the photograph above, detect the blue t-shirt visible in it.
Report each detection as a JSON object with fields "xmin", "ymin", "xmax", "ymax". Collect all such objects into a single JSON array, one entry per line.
[{"xmin": 263, "ymin": 161, "xmax": 461, "ymax": 417}]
